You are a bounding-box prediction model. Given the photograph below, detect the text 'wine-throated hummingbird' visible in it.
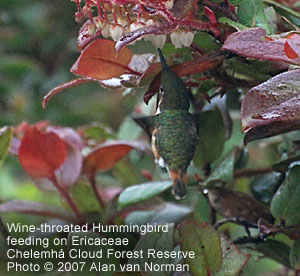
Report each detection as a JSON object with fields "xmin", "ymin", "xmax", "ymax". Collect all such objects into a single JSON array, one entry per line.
[{"xmin": 134, "ymin": 49, "xmax": 199, "ymax": 199}]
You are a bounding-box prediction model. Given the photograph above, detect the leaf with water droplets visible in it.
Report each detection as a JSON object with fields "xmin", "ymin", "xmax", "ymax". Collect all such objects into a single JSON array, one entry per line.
[
  {"xmin": 222, "ymin": 28, "xmax": 300, "ymax": 64},
  {"xmin": 242, "ymin": 69, "xmax": 300, "ymax": 144}
]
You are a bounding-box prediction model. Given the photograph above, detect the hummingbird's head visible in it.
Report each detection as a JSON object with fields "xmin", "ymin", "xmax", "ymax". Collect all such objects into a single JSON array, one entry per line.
[{"xmin": 157, "ymin": 49, "xmax": 190, "ymax": 111}]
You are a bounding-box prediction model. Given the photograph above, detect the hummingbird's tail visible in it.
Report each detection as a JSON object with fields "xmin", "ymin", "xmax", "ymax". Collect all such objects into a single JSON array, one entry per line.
[{"xmin": 169, "ymin": 169, "xmax": 187, "ymax": 200}]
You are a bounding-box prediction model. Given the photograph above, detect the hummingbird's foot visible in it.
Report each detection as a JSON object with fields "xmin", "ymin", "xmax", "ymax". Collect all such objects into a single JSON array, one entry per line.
[{"xmin": 161, "ymin": 167, "xmax": 168, "ymax": 173}]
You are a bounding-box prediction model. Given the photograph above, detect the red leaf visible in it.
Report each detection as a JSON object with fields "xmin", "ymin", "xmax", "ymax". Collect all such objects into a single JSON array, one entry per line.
[
  {"xmin": 19, "ymin": 127, "xmax": 68, "ymax": 179},
  {"xmin": 222, "ymin": 28, "xmax": 300, "ymax": 65},
  {"xmin": 83, "ymin": 140, "xmax": 148, "ymax": 175},
  {"xmin": 141, "ymin": 169, "xmax": 153, "ymax": 180},
  {"xmin": 205, "ymin": 7, "xmax": 217, "ymax": 24},
  {"xmin": 71, "ymin": 39, "xmax": 133, "ymax": 80},
  {"xmin": 48, "ymin": 127, "xmax": 83, "ymax": 188},
  {"xmin": 139, "ymin": 62, "xmax": 162, "ymax": 87},
  {"xmin": 172, "ymin": 52, "xmax": 223, "ymax": 76},
  {"xmin": 242, "ymin": 69, "xmax": 300, "ymax": 144},
  {"xmin": 98, "ymin": 187, "xmax": 123, "ymax": 202},
  {"xmin": 144, "ymin": 73, "xmax": 161, "ymax": 104},
  {"xmin": 284, "ymin": 41, "xmax": 299, "ymax": 59}
]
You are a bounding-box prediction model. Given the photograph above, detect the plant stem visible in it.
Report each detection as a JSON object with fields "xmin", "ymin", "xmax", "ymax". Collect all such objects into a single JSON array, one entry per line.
[
  {"xmin": 234, "ymin": 167, "xmax": 273, "ymax": 179},
  {"xmin": 88, "ymin": 174, "xmax": 105, "ymax": 210},
  {"xmin": 52, "ymin": 177, "xmax": 86, "ymax": 224}
]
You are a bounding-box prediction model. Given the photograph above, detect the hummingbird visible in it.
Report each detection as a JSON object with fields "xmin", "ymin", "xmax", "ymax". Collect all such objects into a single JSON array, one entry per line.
[{"xmin": 134, "ymin": 49, "xmax": 199, "ymax": 199}]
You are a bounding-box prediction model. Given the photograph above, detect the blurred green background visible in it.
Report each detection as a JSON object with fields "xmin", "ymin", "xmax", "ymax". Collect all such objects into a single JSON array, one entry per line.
[{"xmin": 0, "ymin": 0, "xmax": 138, "ymax": 129}]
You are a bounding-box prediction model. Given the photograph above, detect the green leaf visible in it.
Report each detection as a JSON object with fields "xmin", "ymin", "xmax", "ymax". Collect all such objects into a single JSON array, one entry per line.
[
  {"xmin": 237, "ymin": 0, "xmax": 272, "ymax": 34},
  {"xmin": 290, "ymin": 240, "xmax": 300, "ymax": 269},
  {"xmin": 83, "ymin": 124, "xmax": 115, "ymax": 141},
  {"xmin": 272, "ymin": 155, "xmax": 300, "ymax": 174},
  {"xmin": 248, "ymin": 240, "xmax": 291, "ymax": 267},
  {"xmin": 70, "ymin": 182, "xmax": 102, "ymax": 213},
  {"xmin": 225, "ymin": 57, "xmax": 270, "ymax": 82},
  {"xmin": 125, "ymin": 203, "xmax": 192, "ymax": 227},
  {"xmin": 0, "ymin": 127, "xmax": 12, "ymax": 167},
  {"xmin": 193, "ymin": 193, "xmax": 211, "ymax": 224},
  {"xmin": 150, "ymin": 203, "xmax": 192, "ymax": 224},
  {"xmin": 178, "ymin": 220, "xmax": 222, "ymax": 276},
  {"xmin": 128, "ymin": 224, "xmax": 174, "ymax": 272},
  {"xmin": 219, "ymin": 120, "xmax": 244, "ymax": 160},
  {"xmin": 202, "ymin": 150, "xmax": 236, "ymax": 187},
  {"xmin": 250, "ymin": 172, "xmax": 282, "ymax": 205},
  {"xmin": 219, "ymin": 17, "xmax": 248, "ymax": 31},
  {"xmin": 194, "ymin": 109, "xmax": 226, "ymax": 168},
  {"xmin": 193, "ymin": 32, "xmax": 220, "ymax": 51},
  {"xmin": 118, "ymin": 116, "xmax": 143, "ymax": 141},
  {"xmin": 270, "ymin": 162, "xmax": 300, "ymax": 226},
  {"xmin": 215, "ymin": 238, "xmax": 251, "ymax": 276},
  {"xmin": 118, "ymin": 181, "xmax": 172, "ymax": 210},
  {"xmin": 264, "ymin": 0, "xmax": 300, "ymax": 27}
]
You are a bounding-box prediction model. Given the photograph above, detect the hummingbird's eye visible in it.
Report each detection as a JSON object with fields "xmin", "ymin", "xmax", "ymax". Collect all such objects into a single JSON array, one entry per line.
[{"xmin": 160, "ymin": 86, "xmax": 164, "ymax": 94}]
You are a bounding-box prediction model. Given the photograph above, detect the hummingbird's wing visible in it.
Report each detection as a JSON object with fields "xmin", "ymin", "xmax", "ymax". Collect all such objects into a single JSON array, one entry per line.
[{"xmin": 132, "ymin": 115, "xmax": 157, "ymax": 139}]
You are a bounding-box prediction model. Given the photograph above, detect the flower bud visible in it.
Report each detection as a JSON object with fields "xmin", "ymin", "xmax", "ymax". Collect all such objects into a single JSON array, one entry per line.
[
  {"xmin": 87, "ymin": 23, "xmax": 96, "ymax": 36},
  {"xmin": 110, "ymin": 24, "xmax": 125, "ymax": 41},
  {"xmin": 170, "ymin": 30, "xmax": 194, "ymax": 48}
]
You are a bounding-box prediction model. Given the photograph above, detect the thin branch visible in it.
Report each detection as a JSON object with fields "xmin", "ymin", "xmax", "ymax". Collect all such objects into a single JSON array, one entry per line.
[
  {"xmin": 233, "ymin": 235, "xmax": 263, "ymax": 245},
  {"xmin": 52, "ymin": 178, "xmax": 86, "ymax": 224},
  {"xmin": 43, "ymin": 78, "xmax": 91, "ymax": 109},
  {"xmin": 88, "ymin": 174, "xmax": 106, "ymax": 210},
  {"xmin": 234, "ymin": 167, "xmax": 273, "ymax": 179}
]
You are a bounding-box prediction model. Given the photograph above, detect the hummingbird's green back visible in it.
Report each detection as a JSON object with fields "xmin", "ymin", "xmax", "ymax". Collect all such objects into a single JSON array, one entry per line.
[{"xmin": 158, "ymin": 49, "xmax": 190, "ymax": 112}]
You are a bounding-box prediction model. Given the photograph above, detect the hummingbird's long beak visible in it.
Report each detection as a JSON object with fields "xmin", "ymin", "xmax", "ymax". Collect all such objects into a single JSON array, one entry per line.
[{"xmin": 157, "ymin": 48, "xmax": 168, "ymax": 69}]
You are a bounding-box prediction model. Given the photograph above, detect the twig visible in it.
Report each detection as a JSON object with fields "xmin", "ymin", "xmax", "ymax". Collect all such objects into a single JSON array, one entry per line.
[
  {"xmin": 88, "ymin": 174, "xmax": 106, "ymax": 210},
  {"xmin": 52, "ymin": 178, "xmax": 86, "ymax": 224},
  {"xmin": 234, "ymin": 167, "xmax": 273, "ymax": 179},
  {"xmin": 233, "ymin": 235, "xmax": 264, "ymax": 245}
]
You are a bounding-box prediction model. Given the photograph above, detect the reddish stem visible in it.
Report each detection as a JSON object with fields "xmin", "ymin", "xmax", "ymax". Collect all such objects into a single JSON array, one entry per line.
[
  {"xmin": 76, "ymin": 0, "xmax": 81, "ymax": 12},
  {"xmin": 88, "ymin": 174, "xmax": 105, "ymax": 210},
  {"xmin": 109, "ymin": 1, "xmax": 118, "ymax": 24},
  {"xmin": 96, "ymin": 0, "xmax": 103, "ymax": 19},
  {"xmin": 124, "ymin": 66, "xmax": 142, "ymax": 76},
  {"xmin": 234, "ymin": 167, "xmax": 273, "ymax": 178},
  {"xmin": 86, "ymin": 0, "xmax": 94, "ymax": 23},
  {"xmin": 203, "ymin": 0, "xmax": 237, "ymax": 21},
  {"xmin": 124, "ymin": 5, "xmax": 132, "ymax": 25},
  {"xmin": 100, "ymin": 2, "xmax": 109, "ymax": 22},
  {"xmin": 52, "ymin": 177, "xmax": 85, "ymax": 224},
  {"xmin": 43, "ymin": 78, "xmax": 91, "ymax": 109}
]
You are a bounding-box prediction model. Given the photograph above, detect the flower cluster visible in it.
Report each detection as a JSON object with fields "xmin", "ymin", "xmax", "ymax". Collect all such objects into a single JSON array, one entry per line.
[{"xmin": 72, "ymin": 0, "xmax": 215, "ymax": 49}]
